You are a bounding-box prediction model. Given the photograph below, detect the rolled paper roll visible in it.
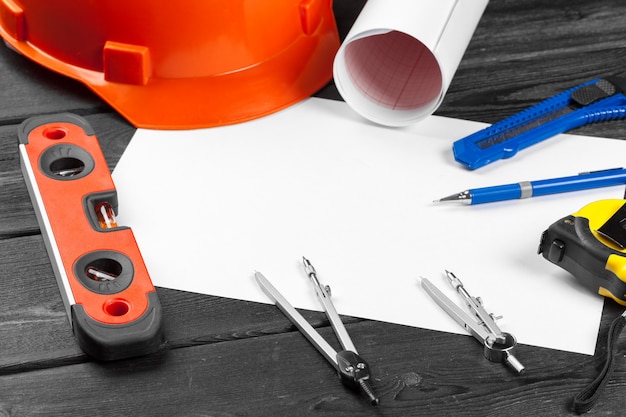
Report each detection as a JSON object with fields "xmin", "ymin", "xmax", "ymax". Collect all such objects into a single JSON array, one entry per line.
[{"xmin": 334, "ymin": 0, "xmax": 489, "ymax": 126}]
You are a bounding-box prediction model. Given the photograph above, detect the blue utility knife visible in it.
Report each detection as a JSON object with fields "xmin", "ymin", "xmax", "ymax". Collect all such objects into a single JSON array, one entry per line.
[{"xmin": 453, "ymin": 74, "xmax": 626, "ymax": 170}]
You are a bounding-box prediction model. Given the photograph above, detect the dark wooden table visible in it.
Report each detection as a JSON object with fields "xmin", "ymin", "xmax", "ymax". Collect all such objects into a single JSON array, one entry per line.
[{"xmin": 2, "ymin": 1, "xmax": 626, "ymax": 415}]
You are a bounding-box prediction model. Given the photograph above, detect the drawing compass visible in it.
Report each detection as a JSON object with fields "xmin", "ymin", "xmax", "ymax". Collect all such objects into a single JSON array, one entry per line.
[
  {"xmin": 421, "ymin": 270, "xmax": 525, "ymax": 373},
  {"xmin": 255, "ymin": 257, "xmax": 379, "ymax": 405}
]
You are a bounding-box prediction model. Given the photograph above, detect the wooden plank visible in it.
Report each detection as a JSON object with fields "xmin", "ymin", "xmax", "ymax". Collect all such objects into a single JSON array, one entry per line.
[{"xmin": 0, "ymin": 320, "xmax": 622, "ymax": 416}]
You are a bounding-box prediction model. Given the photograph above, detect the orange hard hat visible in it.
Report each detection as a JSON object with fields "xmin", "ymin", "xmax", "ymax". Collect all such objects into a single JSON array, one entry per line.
[{"xmin": 0, "ymin": 0, "xmax": 339, "ymax": 129}]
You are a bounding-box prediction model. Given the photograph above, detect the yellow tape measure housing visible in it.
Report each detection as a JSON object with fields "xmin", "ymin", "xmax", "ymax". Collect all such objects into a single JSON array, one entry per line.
[{"xmin": 539, "ymin": 199, "xmax": 626, "ymax": 305}]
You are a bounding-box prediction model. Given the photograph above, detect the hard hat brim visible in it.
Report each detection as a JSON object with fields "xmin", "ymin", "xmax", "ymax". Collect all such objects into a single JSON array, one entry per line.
[{"xmin": 1, "ymin": 9, "xmax": 339, "ymax": 130}]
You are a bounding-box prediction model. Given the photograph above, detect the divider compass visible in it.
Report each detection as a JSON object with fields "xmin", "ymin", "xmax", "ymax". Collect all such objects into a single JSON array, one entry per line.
[{"xmin": 255, "ymin": 257, "xmax": 379, "ymax": 405}]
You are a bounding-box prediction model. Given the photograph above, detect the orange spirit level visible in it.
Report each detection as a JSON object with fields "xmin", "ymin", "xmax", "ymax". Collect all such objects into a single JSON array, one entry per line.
[{"xmin": 18, "ymin": 114, "xmax": 163, "ymax": 360}]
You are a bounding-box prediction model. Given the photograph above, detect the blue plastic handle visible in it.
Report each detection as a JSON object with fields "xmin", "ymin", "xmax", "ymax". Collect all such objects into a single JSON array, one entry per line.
[{"xmin": 453, "ymin": 78, "xmax": 626, "ymax": 170}]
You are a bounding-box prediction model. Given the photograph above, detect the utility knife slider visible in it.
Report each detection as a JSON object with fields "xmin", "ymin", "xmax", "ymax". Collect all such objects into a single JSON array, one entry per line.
[
  {"xmin": 453, "ymin": 73, "xmax": 626, "ymax": 170},
  {"xmin": 539, "ymin": 199, "xmax": 626, "ymax": 305}
]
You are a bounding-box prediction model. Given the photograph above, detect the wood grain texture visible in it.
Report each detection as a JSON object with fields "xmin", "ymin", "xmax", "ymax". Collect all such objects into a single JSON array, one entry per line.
[
  {"xmin": 439, "ymin": 0, "xmax": 626, "ymax": 130},
  {"xmin": 0, "ymin": 319, "xmax": 622, "ymax": 416},
  {"xmin": 0, "ymin": 46, "xmax": 109, "ymax": 125},
  {"xmin": 1, "ymin": 0, "xmax": 626, "ymax": 415}
]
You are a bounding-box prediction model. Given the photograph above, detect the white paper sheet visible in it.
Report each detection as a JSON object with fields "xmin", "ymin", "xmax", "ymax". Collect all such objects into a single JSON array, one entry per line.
[
  {"xmin": 333, "ymin": 0, "xmax": 488, "ymax": 126},
  {"xmin": 112, "ymin": 97, "xmax": 625, "ymax": 355}
]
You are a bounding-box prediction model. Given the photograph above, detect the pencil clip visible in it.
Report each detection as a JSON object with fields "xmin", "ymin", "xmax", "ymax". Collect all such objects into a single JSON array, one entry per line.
[{"xmin": 421, "ymin": 270, "xmax": 525, "ymax": 374}]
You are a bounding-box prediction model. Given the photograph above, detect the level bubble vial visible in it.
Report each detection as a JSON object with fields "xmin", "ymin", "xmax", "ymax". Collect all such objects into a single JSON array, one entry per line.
[{"xmin": 95, "ymin": 201, "xmax": 118, "ymax": 229}]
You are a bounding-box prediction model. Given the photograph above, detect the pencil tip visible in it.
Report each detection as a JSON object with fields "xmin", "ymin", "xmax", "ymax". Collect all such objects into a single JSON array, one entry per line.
[{"xmin": 436, "ymin": 191, "xmax": 471, "ymax": 204}]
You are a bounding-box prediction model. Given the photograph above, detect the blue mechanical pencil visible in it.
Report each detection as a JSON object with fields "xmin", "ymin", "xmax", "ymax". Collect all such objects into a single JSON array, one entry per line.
[{"xmin": 435, "ymin": 168, "xmax": 626, "ymax": 205}]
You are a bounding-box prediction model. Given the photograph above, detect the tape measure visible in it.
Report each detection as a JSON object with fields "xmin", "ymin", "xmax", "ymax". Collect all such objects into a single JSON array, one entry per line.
[
  {"xmin": 18, "ymin": 114, "xmax": 164, "ymax": 360},
  {"xmin": 539, "ymin": 199, "xmax": 626, "ymax": 305}
]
